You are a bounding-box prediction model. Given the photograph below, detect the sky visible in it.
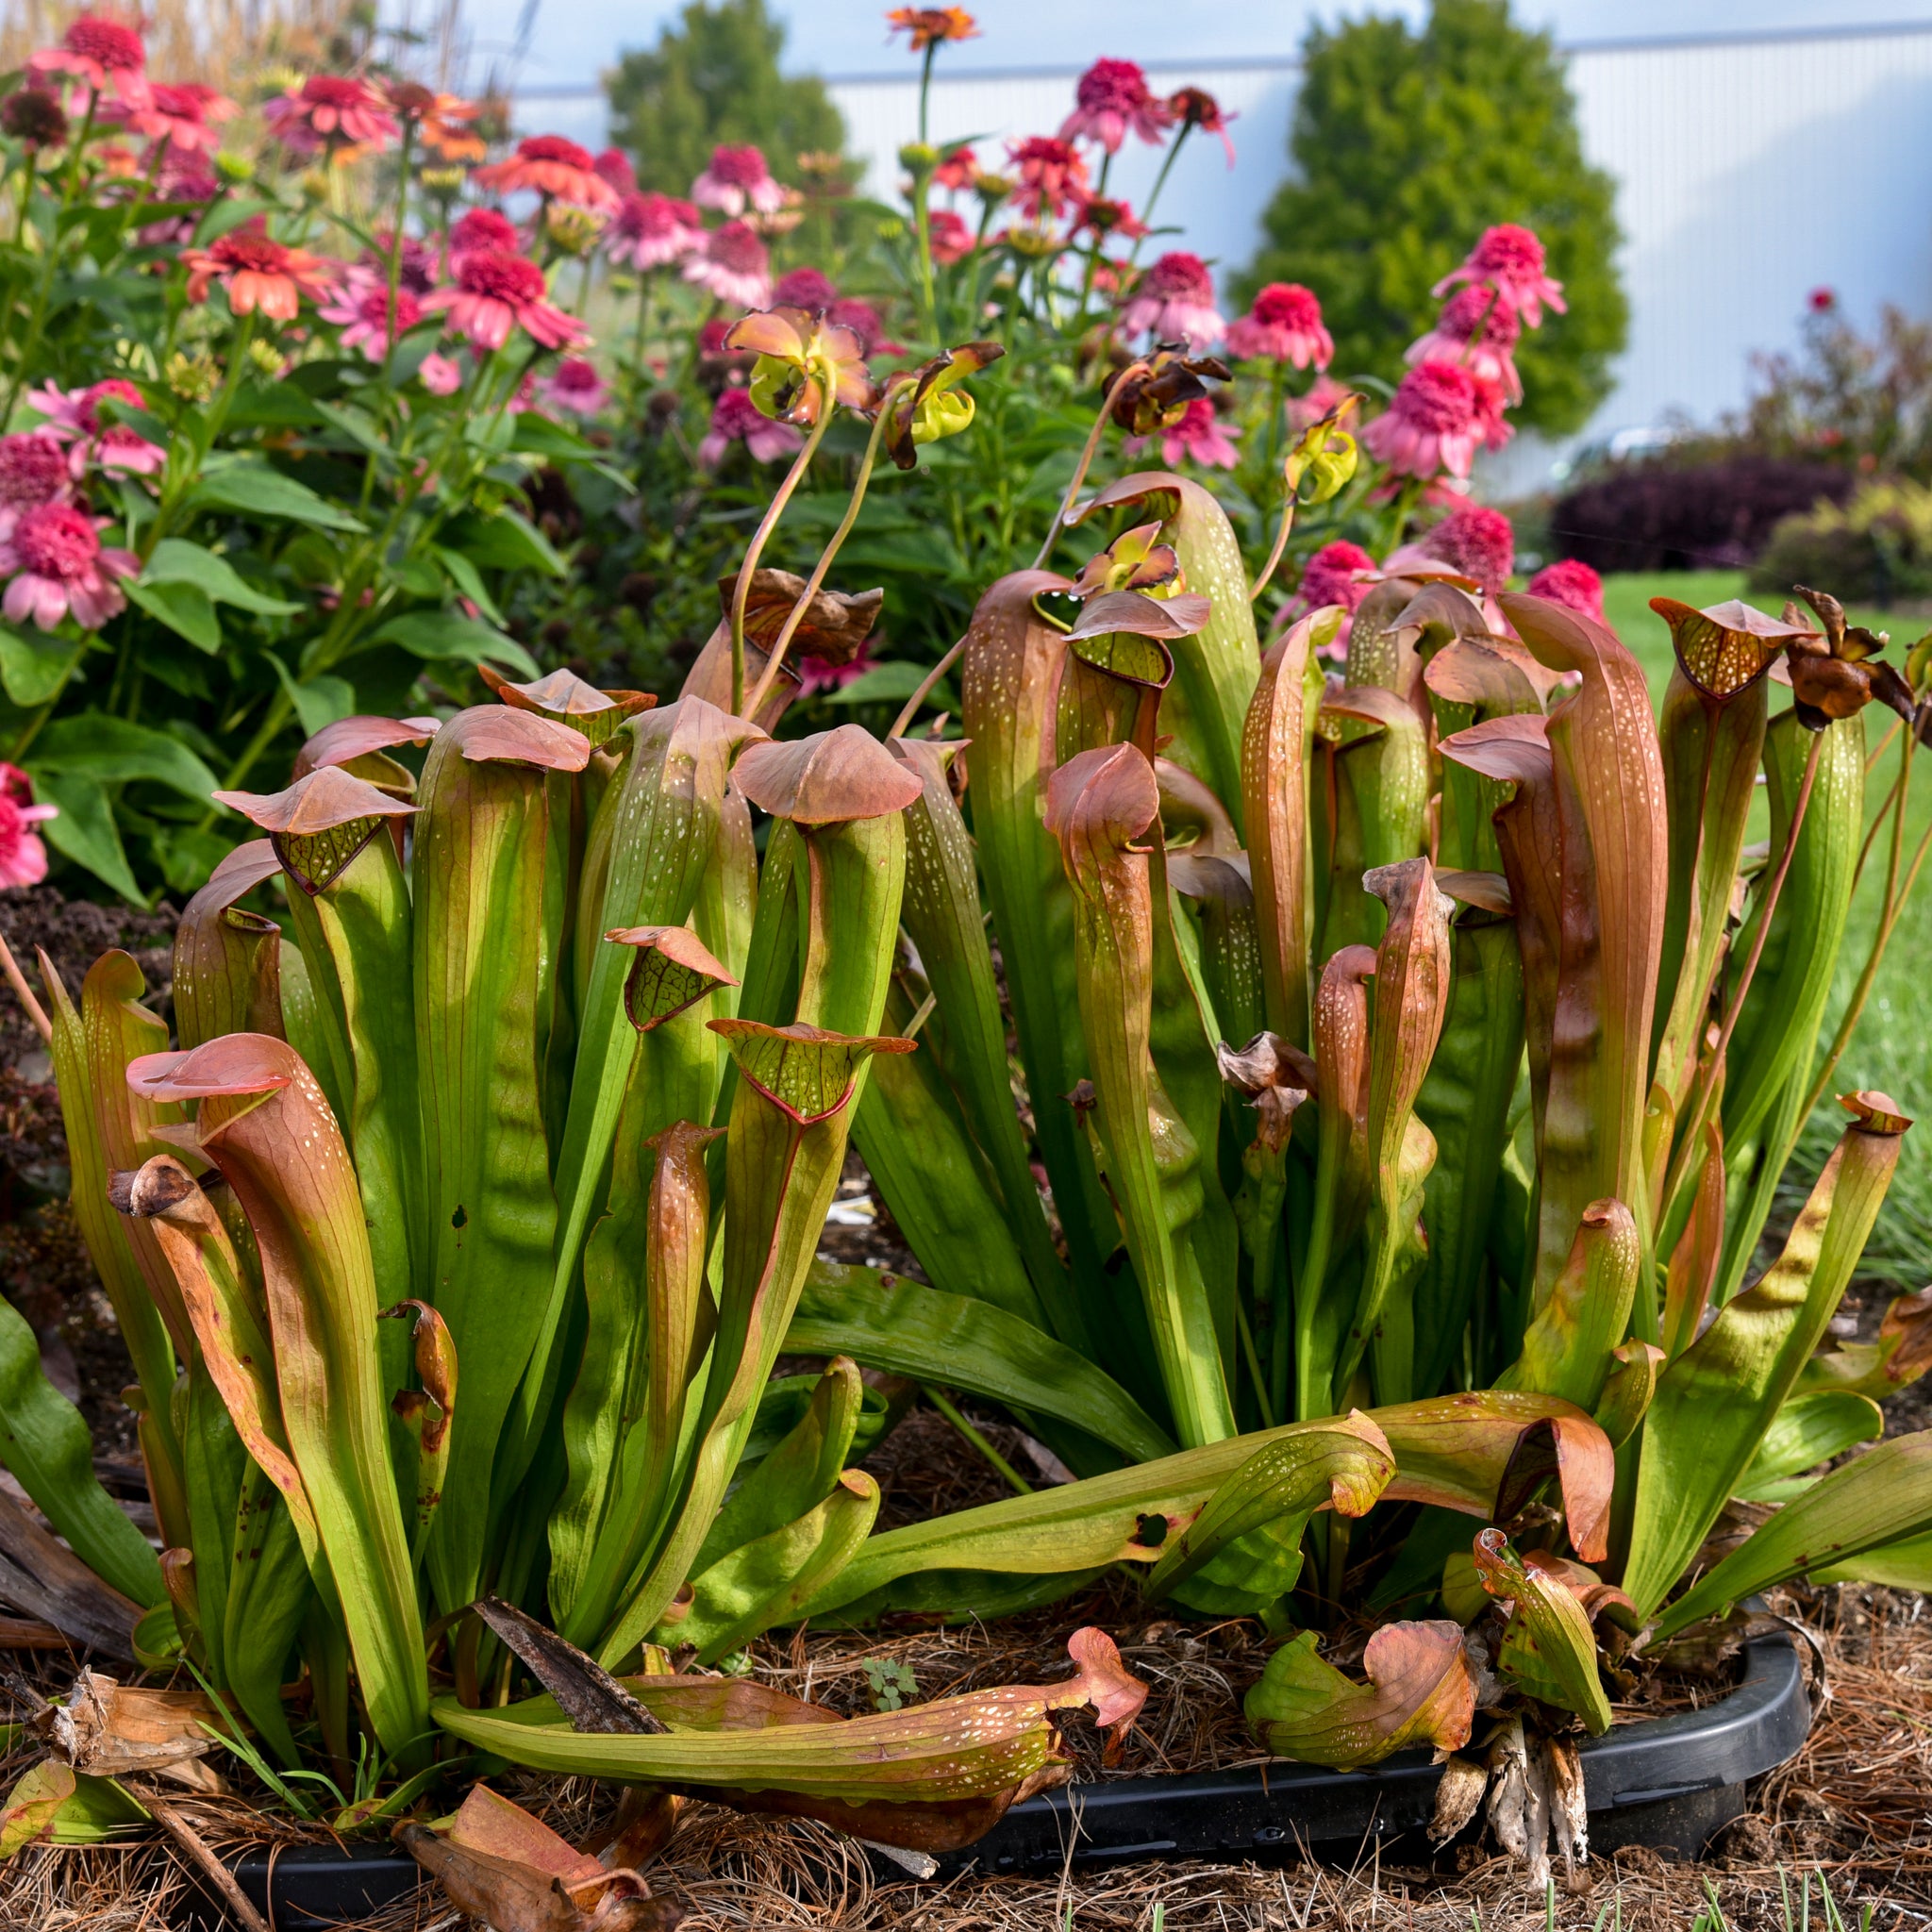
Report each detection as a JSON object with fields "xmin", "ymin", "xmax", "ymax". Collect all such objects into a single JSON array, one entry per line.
[{"xmin": 452, "ymin": 0, "xmax": 1932, "ymax": 97}]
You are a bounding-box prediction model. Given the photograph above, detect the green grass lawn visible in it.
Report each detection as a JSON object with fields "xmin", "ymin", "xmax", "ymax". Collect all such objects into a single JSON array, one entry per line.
[{"xmin": 1599, "ymin": 574, "xmax": 1932, "ymax": 1290}]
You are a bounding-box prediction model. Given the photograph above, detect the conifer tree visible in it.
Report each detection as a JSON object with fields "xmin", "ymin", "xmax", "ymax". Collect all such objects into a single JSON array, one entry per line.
[
  {"xmin": 605, "ymin": 0, "xmax": 848, "ymax": 198},
  {"xmin": 1239, "ymin": 0, "xmax": 1626, "ymax": 436}
]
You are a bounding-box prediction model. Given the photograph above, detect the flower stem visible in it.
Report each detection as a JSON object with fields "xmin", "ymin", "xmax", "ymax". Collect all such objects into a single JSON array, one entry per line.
[
  {"xmin": 728, "ymin": 386, "xmax": 832, "ymax": 716},
  {"xmin": 744, "ymin": 385, "xmax": 899, "ymax": 718},
  {"xmin": 0, "ymin": 95, "xmax": 94, "ymax": 425},
  {"xmin": 922, "ymin": 1385, "xmax": 1033, "ymax": 1496},
  {"xmin": 1661, "ymin": 726, "xmax": 1828, "ymax": 1224},
  {"xmin": 888, "ymin": 636, "xmax": 963, "ymax": 740},
  {"xmin": 1030, "ymin": 358, "xmax": 1146, "ymax": 571}
]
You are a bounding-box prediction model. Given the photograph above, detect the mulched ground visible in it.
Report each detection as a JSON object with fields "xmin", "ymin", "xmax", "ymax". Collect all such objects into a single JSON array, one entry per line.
[{"xmin": 2, "ymin": 881, "xmax": 1932, "ymax": 1926}]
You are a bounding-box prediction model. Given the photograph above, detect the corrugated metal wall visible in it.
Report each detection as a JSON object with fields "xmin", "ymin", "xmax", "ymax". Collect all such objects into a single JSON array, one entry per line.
[{"xmin": 512, "ymin": 23, "xmax": 1932, "ymax": 474}]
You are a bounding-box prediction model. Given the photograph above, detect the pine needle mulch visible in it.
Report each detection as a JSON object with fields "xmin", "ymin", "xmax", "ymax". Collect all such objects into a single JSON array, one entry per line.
[{"xmin": 5, "ymin": 1583, "xmax": 1931, "ymax": 1931}]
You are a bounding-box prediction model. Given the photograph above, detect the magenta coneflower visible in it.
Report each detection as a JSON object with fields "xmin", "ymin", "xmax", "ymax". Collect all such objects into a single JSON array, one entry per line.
[
  {"xmin": 263, "ymin": 75, "xmax": 399, "ymax": 156},
  {"xmin": 1060, "ymin": 58, "xmax": 1172, "ymax": 155},
  {"xmin": 1434, "ymin": 224, "xmax": 1565, "ymax": 328},
  {"xmin": 1006, "ymin": 137, "xmax": 1087, "ymax": 221},
  {"xmin": 449, "ymin": 208, "xmax": 521, "ymax": 263},
  {"xmin": 606, "ymin": 192, "xmax": 701, "ymax": 270},
  {"xmin": 26, "ymin": 377, "xmax": 161, "ymax": 478},
  {"xmin": 320, "ymin": 269, "xmax": 424, "ymax": 360},
  {"xmin": 691, "ymin": 143, "xmax": 784, "ymax": 217},
  {"xmin": 772, "ymin": 266, "xmax": 838, "ymax": 311},
  {"xmin": 826, "ymin": 297, "xmax": 897, "ymax": 358},
  {"xmin": 0, "ymin": 768, "xmax": 57, "ymax": 890},
  {"xmin": 29, "ymin": 15, "xmax": 150, "ymax": 111},
  {"xmin": 1524, "ymin": 558, "xmax": 1605, "ymax": 624},
  {"xmin": 1406, "ymin": 283, "xmax": 1523, "ymax": 399},
  {"xmin": 698, "ymin": 386, "xmax": 806, "ymax": 467},
  {"xmin": 1298, "ymin": 540, "xmax": 1376, "ymax": 614},
  {"xmin": 0, "ymin": 504, "xmax": 139, "ymax": 631},
  {"xmin": 1361, "ymin": 361, "xmax": 1484, "ymax": 480},
  {"xmin": 1071, "ymin": 192, "xmax": 1146, "ymax": 242},
  {"xmin": 1120, "ymin": 252, "xmax": 1224, "ymax": 347},
  {"xmin": 538, "ymin": 357, "xmax": 608, "ymax": 417},
  {"xmin": 932, "ymin": 144, "xmax": 977, "ymax": 192},
  {"xmin": 111, "ymin": 79, "xmax": 234, "ymax": 153},
  {"xmin": 1169, "ymin": 86, "xmax": 1236, "ymax": 166},
  {"xmin": 418, "ymin": 352, "xmax": 463, "ymax": 396},
  {"xmin": 593, "ymin": 147, "xmax": 636, "ymax": 194},
  {"xmin": 369, "ymin": 230, "xmax": 438, "ymax": 296},
  {"xmin": 425, "ymin": 247, "xmax": 588, "ymax": 352},
  {"xmin": 1226, "ymin": 282, "xmax": 1331, "ymax": 369},
  {"xmin": 1130, "ymin": 396, "xmax": 1239, "ymax": 470},
  {"xmin": 475, "ymin": 135, "xmax": 619, "ymax": 209},
  {"xmin": 1418, "ymin": 504, "xmax": 1515, "ymax": 591},
  {"xmin": 682, "ymin": 220, "xmax": 772, "ymax": 309},
  {"xmin": 928, "ymin": 209, "xmax": 974, "ymax": 263},
  {"xmin": 0, "ymin": 434, "xmax": 73, "ymax": 539}
]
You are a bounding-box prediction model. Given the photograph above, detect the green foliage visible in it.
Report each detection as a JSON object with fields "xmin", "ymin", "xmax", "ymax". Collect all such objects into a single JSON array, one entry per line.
[
  {"xmin": 605, "ymin": 0, "xmax": 850, "ymax": 195},
  {"xmin": 1752, "ymin": 479, "xmax": 1932, "ymax": 608},
  {"xmin": 1237, "ymin": 0, "xmax": 1626, "ymax": 435}
]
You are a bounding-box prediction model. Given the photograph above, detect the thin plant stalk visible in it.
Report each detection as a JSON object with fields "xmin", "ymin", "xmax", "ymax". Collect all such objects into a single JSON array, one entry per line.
[
  {"xmin": 887, "ymin": 637, "xmax": 964, "ymax": 739},
  {"xmin": 741, "ymin": 383, "xmax": 903, "ymax": 718},
  {"xmin": 1031, "ymin": 358, "xmax": 1149, "ymax": 571},
  {"xmin": 921, "ymin": 1384, "xmax": 1034, "ymax": 1496},
  {"xmin": 1662, "ymin": 727, "xmax": 1828, "ymax": 1220},
  {"xmin": 728, "ymin": 385, "xmax": 834, "ymax": 715}
]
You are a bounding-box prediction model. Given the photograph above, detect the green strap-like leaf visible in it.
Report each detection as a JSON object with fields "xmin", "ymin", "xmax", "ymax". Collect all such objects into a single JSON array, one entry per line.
[
  {"xmin": 785, "ymin": 1262, "xmax": 1174, "ymax": 1464},
  {"xmin": 0, "ymin": 1294, "xmax": 162, "ymax": 1607},
  {"xmin": 1732, "ymin": 1390, "xmax": 1884, "ymax": 1503},
  {"xmin": 1657, "ymin": 1431, "xmax": 1932, "ymax": 1635}
]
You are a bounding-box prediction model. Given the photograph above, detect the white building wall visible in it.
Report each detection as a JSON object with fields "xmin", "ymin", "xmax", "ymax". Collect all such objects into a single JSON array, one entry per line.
[{"xmin": 510, "ymin": 23, "xmax": 1932, "ymax": 478}]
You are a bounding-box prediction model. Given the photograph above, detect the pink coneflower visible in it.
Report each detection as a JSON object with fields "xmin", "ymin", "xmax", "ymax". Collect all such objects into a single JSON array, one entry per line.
[
  {"xmin": 1169, "ymin": 85, "xmax": 1236, "ymax": 166},
  {"xmin": 1060, "ymin": 58, "xmax": 1172, "ymax": 155},
  {"xmin": 698, "ymin": 385, "xmax": 807, "ymax": 466},
  {"xmin": 0, "ymin": 767, "xmax": 58, "ymax": 890},
  {"xmin": 0, "ymin": 434, "xmax": 73, "ymax": 539},
  {"xmin": 109, "ymin": 79, "xmax": 234, "ymax": 153},
  {"xmin": 1129, "ymin": 396, "xmax": 1239, "ymax": 469},
  {"xmin": 773, "ymin": 266, "xmax": 838, "ymax": 310},
  {"xmin": 1072, "ymin": 192, "xmax": 1146, "ymax": 242},
  {"xmin": 827, "ymin": 297, "xmax": 898, "ymax": 358},
  {"xmin": 1298, "ymin": 540, "xmax": 1376, "ymax": 614},
  {"xmin": 418, "ymin": 352, "xmax": 463, "ymax": 396},
  {"xmin": 263, "ymin": 75, "xmax": 398, "ymax": 157},
  {"xmin": 796, "ymin": 634, "xmax": 874, "ymax": 699},
  {"xmin": 928, "ymin": 209, "xmax": 974, "ymax": 264},
  {"xmin": 424, "ymin": 247, "xmax": 588, "ymax": 352},
  {"xmin": 1361, "ymin": 361, "xmax": 1484, "ymax": 480},
  {"xmin": 475, "ymin": 134, "xmax": 619, "ymax": 209},
  {"xmin": 1120, "ymin": 252, "xmax": 1224, "ymax": 347},
  {"xmin": 538, "ymin": 357, "xmax": 608, "ymax": 417},
  {"xmin": 25, "ymin": 377, "xmax": 161, "ymax": 478},
  {"xmin": 593, "ymin": 147, "xmax": 636, "ymax": 194},
  {"xmin": 449, "ymin": 208, "xmax": 521, "ymax": 263},
  {"xmin": 1286, "ymin": 372, "xmax": 1356, "ymax": 435},
  {"xmin": 319, "ymin": 269, "xmax": 424, "ymax": 360},
  {"xmin": 368, "ymin": 230, "xmax": 438, "ymax": 296},
  {"xmin": 606, "ymin": 191, "xmax": 702, "ymax": 271},
  {"xmin": 1524, "ymin": 558, "xmax": 1605, "ymax": 624},
  {"xmin": 136, "ymin": 150, "xmax": 216, "ymax": 242},
  {"xmin": 1406, "ymin": 283, "xmax": 1523, "ymax": 399},
  {"xmin": 1418, "ymin": 504, "xmax": 1515, "ymax": 592},
  {"xmin": 1433, "ymin": 224, "xmax": 1566, "ymax": 328},
  {"xmin": 691, "ymin": 143, "xmax": 784, "ymax": 217},
  {"xmin": 28, "ymin": 15, "xmax": 150, "ymax": 111},
  {"xmin": 682, "ymin": 220, "xmax": 771, "ymax": 309},
  {"xmin": 1226, "ymin": 282, "xmax": 1332, "ymax": 368},
  {"xmin": 0, "ymin": 504, "xmax": 138, "ymax": 631},
  {"xmin": 181, "ymin": 220, "xmax": 340, "ymax": 320},
  {"xmin": 932, "ymin": 144, "xmax": 977, "ymax": 192},
  {"xmin": 1006, "ymin": 137, "xmax": 1087, "ymax": 221},
  {"xmin": 1809, "ymin": 286, "xmax": 1837, "ymax": 314},
  {"xmin": 1472, "ymin": 372, "xmax": 1512, "ymax": 453}
]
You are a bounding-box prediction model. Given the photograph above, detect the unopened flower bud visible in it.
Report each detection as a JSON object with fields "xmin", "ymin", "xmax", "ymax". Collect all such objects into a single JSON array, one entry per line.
[
  {"xmin": 545, "ymin": 203, "xmax": 607, "ymax": 257},
  {"xmin": 898, "ymin": 141, "xmax": 939, "ymax": 175},
  {"xmin": 419, "ymin": 164, "xmax": 465, "ymax": 194},
  {"xmin": 165, "ymin": 349, "xmax": 220, "ymax": 403},
  {"xmin": 246, "ymin": 337, "xmax": 284, "ymax": 375}
]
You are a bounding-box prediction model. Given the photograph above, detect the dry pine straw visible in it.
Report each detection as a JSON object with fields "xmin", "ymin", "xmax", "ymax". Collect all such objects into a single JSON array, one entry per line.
[{"xmin": 0, "ymin": 1582, "xmax": 1929, "ymax": 1931}]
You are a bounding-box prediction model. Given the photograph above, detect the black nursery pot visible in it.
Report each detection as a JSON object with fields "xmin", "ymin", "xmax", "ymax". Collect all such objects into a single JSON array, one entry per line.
[
  {"xmin": 191, "ymin": 1630, "xmax": 1808, "ymax": 1926},
  {"xmin": 934, "ymin": 1628, "xmax": 1811, "ymax": 1878}
]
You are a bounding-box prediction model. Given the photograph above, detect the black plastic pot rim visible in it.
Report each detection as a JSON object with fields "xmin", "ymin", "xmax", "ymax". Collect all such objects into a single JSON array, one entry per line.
[{"xmin": 192, "ymin": 1628, "xmax": 1809, "ymax": 1928}]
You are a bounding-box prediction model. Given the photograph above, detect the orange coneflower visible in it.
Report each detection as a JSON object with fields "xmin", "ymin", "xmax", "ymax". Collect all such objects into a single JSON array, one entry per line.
[
  {"xmin": 474, "ymin": 135, "xmax": 618, "ymax": 209},
  {"xmin": 181, "ymin": 220, "xmax": 341, "ymax": 322}
]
